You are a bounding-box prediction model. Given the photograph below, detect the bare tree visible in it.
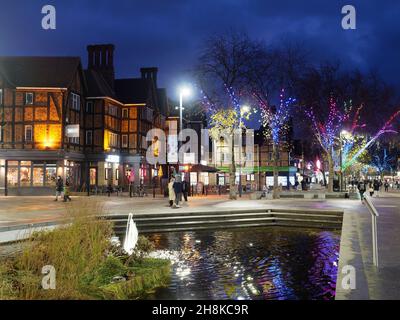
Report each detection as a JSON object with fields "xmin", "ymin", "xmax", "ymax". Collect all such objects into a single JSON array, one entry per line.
[{"xmin": 195, "ymin": 30, "xmax": 262, "ymax": 199}]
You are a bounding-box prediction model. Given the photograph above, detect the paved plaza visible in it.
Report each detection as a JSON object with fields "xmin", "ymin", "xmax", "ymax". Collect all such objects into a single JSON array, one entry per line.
[{"xmin": 0, "ymin": 191, "xmax": 400, "ymax": 299}]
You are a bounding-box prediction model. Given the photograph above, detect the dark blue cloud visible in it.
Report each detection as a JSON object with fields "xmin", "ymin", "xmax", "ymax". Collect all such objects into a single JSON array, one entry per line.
[{"xmin": 0, "ymin": 0, "xmax": 399, "ymax": 100}]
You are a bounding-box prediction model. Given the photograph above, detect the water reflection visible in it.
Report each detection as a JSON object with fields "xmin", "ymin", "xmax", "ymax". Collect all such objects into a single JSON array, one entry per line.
[{"xmin": 147, "ymin": 227, "xmax": 340, "ymax": 300}]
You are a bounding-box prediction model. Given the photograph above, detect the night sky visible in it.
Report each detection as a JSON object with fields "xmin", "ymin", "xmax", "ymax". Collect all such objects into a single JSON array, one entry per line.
[{"xmin": 1, "ymin": 0, "xmax": 400, "ymax": 101}]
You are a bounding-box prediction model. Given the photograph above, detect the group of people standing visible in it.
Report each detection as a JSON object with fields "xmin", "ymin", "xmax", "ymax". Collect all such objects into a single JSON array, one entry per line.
[
  {"xmin": 168, "ymin": 175, "xmax": 190, "ymax": 208},
  {"xmin": 54, "ymin": 176, "xmax": 72, "ymax": 202},
  {"xmin": 357, "ymin": 179, "xmax": 391, "ymax": 201}
]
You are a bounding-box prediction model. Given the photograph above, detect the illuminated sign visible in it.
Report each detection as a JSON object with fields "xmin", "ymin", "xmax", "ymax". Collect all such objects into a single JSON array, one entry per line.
[
  {"xmin": 66, "ymin": 125, "xmax": 79, "ymax": 138},
  {"xmin": 105, "ymin": 155, "xmax": 120, "ymax": 163}
]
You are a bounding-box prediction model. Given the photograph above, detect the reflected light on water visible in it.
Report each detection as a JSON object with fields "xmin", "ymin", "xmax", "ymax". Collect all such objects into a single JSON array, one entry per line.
[{"xmin": 146, "ymin": 227, "xmax": 340, "ymax": 300}]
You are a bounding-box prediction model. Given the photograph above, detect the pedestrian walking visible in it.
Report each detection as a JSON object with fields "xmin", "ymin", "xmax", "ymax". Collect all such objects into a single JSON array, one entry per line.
[
  {"xmin": 368, "ymin": 184, "xmax": 374, "ymax": 197},
  {"xmin": 173, "ymin": 175, "xmax": 183, "ymax": 208},
  {"xmin": 55, "ymin": 176, "xmax": 64, "ymax": 201},
  {"xmin": 373, "ymin": 179, "xmax": 380, "ymax": 197},
  {"xmin": 63, "ymin": 181, "xmax": 72, "ymax": 202},
  {"xmin": 384, "ymin": 180, "xmax": 389, "ymax": 192},
  {"xmin": 107, "ymin": 183, "xmax": 113, "ymax": 197},
  {"xmin": 182, "ymin": 179, "xmax": 189, "ymax": 202},
  {"xmin": 168, "ymin": 177, "xmax": 175, "ymax": 207},
  {"xmin": 357, "ymin": 180, "xmax": 366, "ymax": 201}
]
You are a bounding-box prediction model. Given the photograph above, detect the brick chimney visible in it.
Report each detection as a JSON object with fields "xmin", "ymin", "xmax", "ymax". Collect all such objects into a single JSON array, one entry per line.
[
  {"xmin": 140, "ymin": 67, "xmax": 158, "ymax": 87},
  {"xmin": 87, "ymin": 44, "xmax": 115, "ymax": 90}
]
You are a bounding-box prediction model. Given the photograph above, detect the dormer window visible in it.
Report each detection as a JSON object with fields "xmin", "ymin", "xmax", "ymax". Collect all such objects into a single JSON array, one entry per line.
[{"xmin": 25, "ymin": 93, "xmax": 34, "ymax": 105}]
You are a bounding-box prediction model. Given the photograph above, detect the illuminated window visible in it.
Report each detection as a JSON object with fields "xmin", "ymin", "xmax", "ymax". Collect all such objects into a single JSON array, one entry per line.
[
  {"xmin": 69, "ymin": 137, "xmax": 79, "ymax": 144},
  {"xmin": 25, "ymin": 93, "xmax": 34, "ymax": 105},
  {"xmin": 45, "ymin": 165, "xmax": 57, "ymax": 186},
  {"xmin": 33, "ymin": 164, "xmax": 44, "ymax": 186},
  {"xmin": 90, "ymin": 168, "xmax": 97, "ymax": 185},
  {"xmin": 24, "ymin": 125, "xmax": 33, "ymax": 142},
  {"xmin": 20, "ymin": 165, "xmax": 31, "ymax": 186}
]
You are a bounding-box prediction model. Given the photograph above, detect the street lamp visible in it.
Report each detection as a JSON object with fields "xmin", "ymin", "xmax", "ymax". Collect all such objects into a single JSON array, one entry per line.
[
  {"xmin": 177, "ymin": 86, "xmax": 191, "ymax": 173},
  {"xmin": 178, "ymin": 86, "xmax": 191, "ymax": 133}
]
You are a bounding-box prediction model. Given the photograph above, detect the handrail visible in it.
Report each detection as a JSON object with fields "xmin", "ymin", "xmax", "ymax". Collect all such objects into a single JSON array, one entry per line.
[{"xmin": 363, "ymin": 195, "xmax": 379, "ymax": 267}]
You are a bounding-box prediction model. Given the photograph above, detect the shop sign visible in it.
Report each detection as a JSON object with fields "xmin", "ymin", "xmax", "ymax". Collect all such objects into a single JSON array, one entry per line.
[
  {"xmin": 66, "ymin": 125, "xmax": 80, "ymax": 138},
  {"xmin": 105, "ymin": 155, "xmax": 120, "ymax": 163}
]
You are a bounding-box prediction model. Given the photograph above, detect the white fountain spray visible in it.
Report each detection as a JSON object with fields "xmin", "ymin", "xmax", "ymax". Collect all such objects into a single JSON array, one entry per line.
[{"xmin": 123, "ymin": 213, "xmax": 138, "ymax": 255}]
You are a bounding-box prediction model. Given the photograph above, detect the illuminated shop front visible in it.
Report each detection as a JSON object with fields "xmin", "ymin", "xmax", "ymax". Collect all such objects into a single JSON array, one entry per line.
[{"xmin": 0, "ymin": 149, "xmax": 86, "ymax": 196}]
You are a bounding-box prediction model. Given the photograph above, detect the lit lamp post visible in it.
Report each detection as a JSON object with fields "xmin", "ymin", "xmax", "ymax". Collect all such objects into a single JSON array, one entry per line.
[
  {"xmin": 238, "ymin": 105, "xmax": 250, "ymax": 197},
  {"xmin": 176, "ymin": 86, "xmax": 191, "ymax": 173}
]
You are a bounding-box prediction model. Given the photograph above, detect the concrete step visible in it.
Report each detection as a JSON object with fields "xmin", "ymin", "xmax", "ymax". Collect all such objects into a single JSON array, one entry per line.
[
  {"xmin": 115, "ymin": 219, "xmax": 342, "ymax": 234},
  {"xmin": 105, "ymin": 208, "xmax": 344, "ymax": 234},
  {"xmin": 114, "ymin": 214, "xmax": 342, "ymax": 231},
  {"xmin": 103, "ymin": 208, "xmax": 343, "ymax": 220}
]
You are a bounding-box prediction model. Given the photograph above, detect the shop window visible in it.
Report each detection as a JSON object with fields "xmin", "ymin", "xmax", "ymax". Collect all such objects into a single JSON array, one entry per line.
[
  {"xmin": 20, "ymin": 166, "xmax": 31, "ymax": 186},
  {"xmin": 246, "ymin": 174, "xmax": 255, "ymax": 181},
  {"xmin": 7, "ymin": 167, "xmax": 18, "ymax": 187},
  {"xmin": 45, "ymin": 166, "xmax": 57, "ymax": 186},
  {"xmin": 90, "ymin": 168, "xmax": 97, "ymax": 185},
  {"xmin": 33, "ymin": 165, "xmax": 44, "ymax": 186},
  {"xmin": 115, "ymin": 169, "xmax": 119, "ymax": 180},
  {"xmin": 25, "ymin": 93, "xmax": 34, "ymax": 105}
]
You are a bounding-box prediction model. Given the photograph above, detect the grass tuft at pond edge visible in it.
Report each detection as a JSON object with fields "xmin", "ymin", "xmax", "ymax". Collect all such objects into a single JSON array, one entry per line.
[{"xmin": 0, "ymin": 200, "xmax": 170, "ymax": 300}]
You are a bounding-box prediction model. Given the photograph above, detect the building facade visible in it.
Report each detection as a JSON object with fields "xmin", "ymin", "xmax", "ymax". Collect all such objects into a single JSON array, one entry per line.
[{"xmin": 0, "ymin": 44, "xmax": 169, "ymax": 196}]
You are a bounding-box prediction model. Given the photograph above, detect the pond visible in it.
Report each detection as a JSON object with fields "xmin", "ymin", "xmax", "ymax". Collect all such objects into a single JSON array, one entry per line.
[{"xmin": 145, "ymin": 227, "xmax": 340, "ymax": 300}]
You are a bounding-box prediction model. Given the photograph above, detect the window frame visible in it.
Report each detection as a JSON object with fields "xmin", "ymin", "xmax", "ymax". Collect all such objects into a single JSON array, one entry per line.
[
  {"xmin": 122, "ymin": 134, "xmax": 128, "ymax": 148},
  {"xmin": 24, "ymin": 125, "xmax": 33, "ymax": 142},
  {"xmin": 71, "ymin": 93, "xmax": 81, "ymax": 111},
  {"xmin": 86, "ymin": 130, "xmax": 93, "ymax": 145},
  {"xmin": 86, "ymin": 101, "xmax": 93, "ymax": 113},
  {"xmin": 25, "ymin": 92, "xmax": 34, "ymax": 105}
]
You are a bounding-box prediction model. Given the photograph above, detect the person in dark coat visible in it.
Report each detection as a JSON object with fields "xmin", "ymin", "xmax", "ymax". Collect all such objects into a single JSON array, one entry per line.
[
  {"xmin": 357, "ymin": 180, "xmax": 367, "ymax": 201},
  {"xmin": 182, "ymin": 180, "xmax": 190, "ymax": 202},
  {"xmin": 173, "ymin": 176, "xmax": 183, "ymax": 208},
  {"xmin": 55, "ymin": 176, "xmax": 64, "ymax": 201},
  {"xmin": 373, "ymin": 179, "xmax": 380, "ymax": 197}
]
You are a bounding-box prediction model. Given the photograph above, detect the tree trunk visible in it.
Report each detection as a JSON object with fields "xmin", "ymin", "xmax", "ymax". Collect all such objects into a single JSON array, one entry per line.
[
  {"xmin": 272, "ymin": 142, "xmax": 280, "ymax": 199},
  {"xmin": 229, "ymin": 137, "xmax": 237, "ymax": 200},
  {"xmin": 327, "ymin": 151, "xmax": 334, "ymax": 193}
]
